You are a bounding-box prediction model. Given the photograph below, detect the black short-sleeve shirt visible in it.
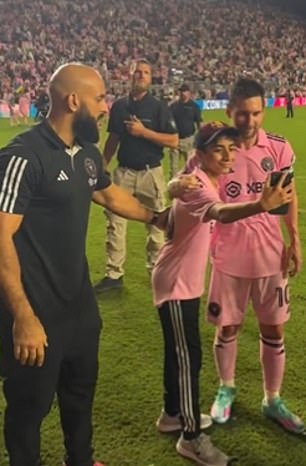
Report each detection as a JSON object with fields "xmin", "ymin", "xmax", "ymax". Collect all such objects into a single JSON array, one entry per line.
[
  {"xmin": 108, "ymin": 92, "xmax": 177, "ymax": 170},
  {"xmin": 170, "ymin": 100, "xmax": 202, "ymax": 139},
  {"xmin": 0, "ymin": 121, "xmax": 111, "ymax": 311}
]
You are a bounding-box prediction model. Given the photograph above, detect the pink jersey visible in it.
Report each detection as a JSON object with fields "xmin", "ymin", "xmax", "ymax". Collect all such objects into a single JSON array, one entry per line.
[
  {"xmin": 211, "ymin": 129, "xmax": 295, "ymax": 278},
  {"xmin": 152, "ymin": 168, "xmax": 220, "ymax": 307}
]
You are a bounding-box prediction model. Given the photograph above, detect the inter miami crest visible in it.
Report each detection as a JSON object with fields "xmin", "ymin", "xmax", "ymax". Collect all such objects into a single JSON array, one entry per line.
[
  {"xmin": 261, "ymin": 156, "xmax": 274, "ymax": 172},
  {"xmin": 84, "ymin": 158, "xmax": 98, "ymax": 187},
  {"xmin": 84, "ymin": 158, "xmax": 97, "ymax": 178}
]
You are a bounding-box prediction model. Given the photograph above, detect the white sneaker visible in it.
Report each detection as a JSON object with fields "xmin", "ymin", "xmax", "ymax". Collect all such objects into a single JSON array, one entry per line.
[
  {"xmin": 156, "ymin": 410, "xmax": 212, "ymax": 433},
  {"xmin": 176, "ymin": 432, "xmax": 230, "ymax": 465}
]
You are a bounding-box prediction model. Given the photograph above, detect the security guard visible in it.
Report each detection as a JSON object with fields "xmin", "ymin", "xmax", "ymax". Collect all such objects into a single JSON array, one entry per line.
[
  {"xmin": 285, "ymin": 89, "xmax": 294, "ymax": 118},
  {"xmin": 96, "ymin": 59, "xmax": 178, "ymax": 292},
  {"xmin": 0, "ymin": 63, "xmax": 168, "ymax": 466},
  {"xmin": 169, "ymin": 83, "xmax": 202, "ymax": 178}
]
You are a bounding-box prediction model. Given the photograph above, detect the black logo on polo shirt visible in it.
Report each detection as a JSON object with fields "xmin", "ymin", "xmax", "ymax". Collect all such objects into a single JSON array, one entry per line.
[
  {"xmin": 84, "ymin": 158, "xmax": 98, "ymax": 187},
  {"xmin": 225, "ymin": 181, "xmax": 241, "ymax": 198},
  {"xmin": 261, "ymin": 156, "xmax": 274, "ymax": 172},
  {"xmin": 208, "ymin": 302, "xmax": 221, "ymax": 317}
]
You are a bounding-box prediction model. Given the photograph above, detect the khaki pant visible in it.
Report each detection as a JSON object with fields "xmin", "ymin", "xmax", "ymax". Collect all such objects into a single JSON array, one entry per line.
[
  {"xmin": 169, "ymin": 135, "xmax": 194, "ymax": 178},
  {"xmin": 105, "ymin": 166, "xmax": 166, "ymax": 279}
]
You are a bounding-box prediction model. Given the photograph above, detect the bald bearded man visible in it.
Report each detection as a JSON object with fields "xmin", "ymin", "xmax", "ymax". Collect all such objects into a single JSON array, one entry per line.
[{"xmin": 0, "ymin": 63, "xmax": 168, "ymax": 466}]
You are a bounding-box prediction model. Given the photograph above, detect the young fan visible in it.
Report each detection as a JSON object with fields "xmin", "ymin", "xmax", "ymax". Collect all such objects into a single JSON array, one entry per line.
[{"xmin": 152, "ymin": 121, "xmax": 293, "ymax": 466}]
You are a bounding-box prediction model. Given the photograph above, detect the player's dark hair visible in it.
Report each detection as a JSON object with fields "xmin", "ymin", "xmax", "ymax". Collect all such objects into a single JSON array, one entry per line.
[{"xmin": 229, "ymin": 78, "xmax": 265, "ymax": 107}]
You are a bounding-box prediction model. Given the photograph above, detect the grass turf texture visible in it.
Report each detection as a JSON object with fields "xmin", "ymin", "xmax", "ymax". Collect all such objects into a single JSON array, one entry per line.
[{"xmin": 0, "ymin": 107, "xmax": 305, "ymax": 466}]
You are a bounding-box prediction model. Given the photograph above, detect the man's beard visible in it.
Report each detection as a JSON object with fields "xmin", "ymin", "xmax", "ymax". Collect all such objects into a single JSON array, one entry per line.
[
  {"xmin": 132, "ymin": 82, "xmax": 150, "ymax": 94},
  {"xmin": 240, "ymin": 127, "xmax": 257, "ymax": 139},
  {"xmin": 73, "ymin": 106, "xmax": 100, "ymax": 144}
]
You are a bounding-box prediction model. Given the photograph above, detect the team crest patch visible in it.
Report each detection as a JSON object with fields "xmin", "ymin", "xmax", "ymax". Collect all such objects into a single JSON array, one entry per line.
[
  {"xmin": 261, "ymin": 156, "xmax": 274, "ymax": 172},
  {"xmin": 208, "ymin": 302, "xmax": 221, "ymax": 317},
  {"xmin": 84, "ymin": 158, "xmax": 98, "ymax": 187},
  {"xmin": 84, "ymin": 158, "xmax": 97, "ymax": 178}
]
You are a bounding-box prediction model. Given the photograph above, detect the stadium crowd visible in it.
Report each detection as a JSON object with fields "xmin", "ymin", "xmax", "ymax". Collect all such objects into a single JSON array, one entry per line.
[{"xmin": 1, "ymin": 0, "xmax": 306, "ymax": 105}]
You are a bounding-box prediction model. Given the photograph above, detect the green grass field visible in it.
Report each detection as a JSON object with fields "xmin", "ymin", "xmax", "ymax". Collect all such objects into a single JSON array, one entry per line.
[{"xmin": 0, "ymin": 107, "xmax": 306, "ymax": 466}]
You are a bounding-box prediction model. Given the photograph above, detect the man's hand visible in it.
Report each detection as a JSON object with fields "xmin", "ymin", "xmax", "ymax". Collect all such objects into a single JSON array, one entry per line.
[
  {"xmin": 124, "ymin": 115, "xmax": 146, "ymax": 137},
  {"xmin": 13, "ymin": 313, "xmax": 48, "ymax": 367},
  {"xmin": 260, "ymin": 173, "xmax": 293, "ymax": 212},
  {"xmin": 282, "ymin": 240, "xmax": 303, "ymax": 277},
  {"xmin": 168, "ymin": 174, "xmax": 202, "ymax": 199}
]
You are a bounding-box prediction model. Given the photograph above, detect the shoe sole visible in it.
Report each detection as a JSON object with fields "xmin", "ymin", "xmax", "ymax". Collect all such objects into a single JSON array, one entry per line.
[
  {"xmin": 263, "ymin": 410, "xmax": 305, "ymax": 435},
  {"xmin": 157, "ymin": 416, "xmax": 213, "ymax": 433},
  {"xmin": 177, "ymin": 443, "xmax": 228, "ymax": 466},
  {"xmin": 176, "ymin": 443, "xmax": 210, "ymax": 466},
  {"xmin": 201, "ymin": 415, "xmax": 213, "ymax": 429},
  {"xmin": 156, "ymin": 422, "xmax": 181, "ymax": 433},
  {"xmin": 211, "ymin": 415, "xmax": 230, "ymax": 425}
]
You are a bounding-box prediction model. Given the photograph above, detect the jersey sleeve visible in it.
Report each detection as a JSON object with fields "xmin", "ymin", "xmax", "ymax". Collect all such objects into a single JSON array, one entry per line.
[
  {"xmin": 0, "ymin": 147, "xmax": 42, "ymax": 215},
  {"xmin": 158, "ymin": 101, "xmax": 178, "ymax": 134},
  {"xmin": 179, "ymin": 178, "xmax": 220, "ymax": 222},
  {"xmin": 279, "ymin": 140, "xmax": 296, "ymax": 173}
]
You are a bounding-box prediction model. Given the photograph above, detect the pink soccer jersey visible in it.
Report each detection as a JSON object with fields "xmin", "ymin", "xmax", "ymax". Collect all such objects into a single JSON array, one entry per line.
[
  {"xmin": 186, "ymin": 150, "xmax": 200, "ymax": 172},
  {"xmin": 210, "ymin": 129, "xmax": 295, "ymax": 278},
  {"xmin": 152, "ymin": 168, "xmax": 220, "ymax": 307}
]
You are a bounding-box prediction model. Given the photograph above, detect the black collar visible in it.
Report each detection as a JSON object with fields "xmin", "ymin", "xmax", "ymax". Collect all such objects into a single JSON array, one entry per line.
[
  {"xmin": 37, "ymin": 120, "xmax": 84, "ymax": 150},
  {"xmin": 128, "ymin": 91, "xmax": 150, "ymax": 103}
]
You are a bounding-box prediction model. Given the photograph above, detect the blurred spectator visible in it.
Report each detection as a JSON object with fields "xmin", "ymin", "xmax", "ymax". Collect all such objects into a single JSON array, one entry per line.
[
  {"xmin": 285, "ymin": 89, "xmax": 295, "ymax": 118},
  {"xmin": 34, "ymin": 88, "xmax": 49, "ymax": 121},
  {"xmin": 169, "ymin": 83, "xmax": 202, "ymax": 178}
]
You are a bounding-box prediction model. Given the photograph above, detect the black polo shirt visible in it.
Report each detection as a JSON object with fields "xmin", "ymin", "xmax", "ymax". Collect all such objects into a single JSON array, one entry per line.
[
  {"xmin": 108, "ymin": 92, "xmax": 177, "ymax": 170},
  {"xmin": 170, "ymin": 99, "xmax": 202, "ymax": 139},
  {"xmin": 0, "ymin": 121, "xmax": 110, "ymax": 314}
]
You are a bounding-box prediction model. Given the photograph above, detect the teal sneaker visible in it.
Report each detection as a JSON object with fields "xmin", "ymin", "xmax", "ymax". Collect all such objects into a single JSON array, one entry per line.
[
  {"xmin": 262, "ymin": 397, "xmax": 305, "ymax": 434},
  {"xmin": 210, "ymin": 386, "xmax": 236, "ymax": 424}
]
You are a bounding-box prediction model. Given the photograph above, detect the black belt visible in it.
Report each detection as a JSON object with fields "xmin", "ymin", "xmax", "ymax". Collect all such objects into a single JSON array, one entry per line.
[{"xmin": 118, "ymin": 162, "xmax": 161, "ymax": 171}]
